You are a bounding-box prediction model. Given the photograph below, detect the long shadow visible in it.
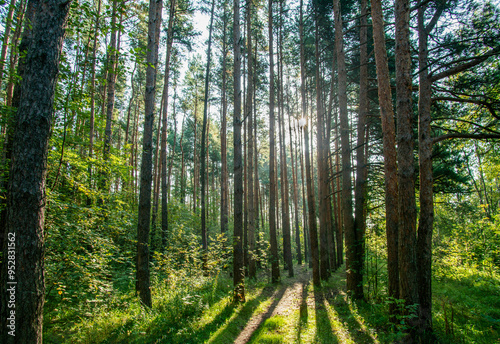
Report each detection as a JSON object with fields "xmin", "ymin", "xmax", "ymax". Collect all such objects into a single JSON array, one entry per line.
[
  {"xmin": 207, "ymin": 284, "xmax": 282, "ymax": 344},
  {"xmin": 313, "ymin": 286, "xmax": 339, "ymax": 344},
  {"xmin": 242, "ymin": 284, "xmax": 288, "ymax": 343},
  {"xmin": 324, "ymin": 292, "xmax": 377, "ymax": 344},
  {"xmin": 296, "ymin": 281, "xmax": 309, "ymax": 344}
]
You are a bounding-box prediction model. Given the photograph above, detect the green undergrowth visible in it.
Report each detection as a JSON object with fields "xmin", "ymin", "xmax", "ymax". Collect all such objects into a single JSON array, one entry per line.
[{"xmin": 44, "ymin": 258, "xmax": 500, "ymax": 343}]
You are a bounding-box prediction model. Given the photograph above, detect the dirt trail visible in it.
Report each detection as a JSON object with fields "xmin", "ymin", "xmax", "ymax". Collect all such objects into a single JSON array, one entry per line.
[{"xmin": 234, "ymin": 265, "xmax": 312, "ymax": 344}]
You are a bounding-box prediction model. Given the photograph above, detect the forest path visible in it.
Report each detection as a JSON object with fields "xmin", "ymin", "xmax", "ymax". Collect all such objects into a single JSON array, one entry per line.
[
  {"xmin": 227, "ymin": 264, "xmax": 381, "ymax": 344},
  {"xmin": 234, "ymin": 265, "xmax": 312, "ymax": 344}
]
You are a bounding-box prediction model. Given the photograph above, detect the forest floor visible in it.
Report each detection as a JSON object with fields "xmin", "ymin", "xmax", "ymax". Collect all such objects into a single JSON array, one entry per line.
[
  {"xmin": 205, "ymin": 264, "xmax": 383, "ymax": 344},
  {"xmin": 44, "ymin": 260, "xmax": 500, "ymax": 344}
]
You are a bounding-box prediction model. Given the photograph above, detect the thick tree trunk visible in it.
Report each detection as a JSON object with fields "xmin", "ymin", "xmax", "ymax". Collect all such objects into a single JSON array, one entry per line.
[
  {"xmin": 233, "ymin": 0, "xmax": 245, "ymax": 301},
  {"xmin": 371, "ymin": 0, "xmax": 399, "ymax": 316},
  {"xmin": 268, "ymin": 0, "xmax": 280, "ymax": 284},
  {"xmin": 0, "ymin": 0, "xmax": 72, "ymax": 341},
  {"xmin": 395, "ymin": 0, "xmax": 419, "ymax": 334},
  {"xmin": 136, "ymin": 0, "xmax": 162, "ymax": 308}
]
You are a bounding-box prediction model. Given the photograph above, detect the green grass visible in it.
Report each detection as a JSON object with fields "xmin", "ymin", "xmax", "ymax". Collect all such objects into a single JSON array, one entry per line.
[{"xmin": 44, "ymin": 260, "xmax": 500, "ymax": 344}]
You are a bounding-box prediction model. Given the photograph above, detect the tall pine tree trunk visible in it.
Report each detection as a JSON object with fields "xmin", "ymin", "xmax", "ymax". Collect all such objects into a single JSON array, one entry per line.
[
  {"xmin": 233, "ymin": 0, "xmax": 245, "ymax": 301},
  {"xmin": 395, "ymin": 0, "xmax": 419, "ymax": 335},
  {"xmin": 371, "ymin": 0, "xmax": 399, "ymax": 316},
  {"xmin": 0, "ymin": 0, "xmax": 72, "ymax": 341},
  {"xmin": 160, "ymin": 0, "xmax": 176, "ymax": 249},
  {"xmin": 268, "ymin": 0, "xmax": 280, "ymax": 284},
  {"xmin": 201, "ymin": 0, "xmax": 215, "ymax": 268},
  {"xmin": 136, "ymin": 0, "xmax": 162, "ymax": 308},
  {"xmin": 333, "ymin": 0, "xmax": 359, "ymax": 296},
  {"xmin": 353, "ymin": 0, "xmax": 369, "ymax": 298}
]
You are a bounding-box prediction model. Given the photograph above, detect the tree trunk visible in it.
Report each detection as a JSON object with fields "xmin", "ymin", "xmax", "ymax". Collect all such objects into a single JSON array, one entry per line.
[
  {"xmin": 233, "ymin": 0, "xmax": 245, "ymax": 302},
  {"xmin": 0, "ymin": 0, "xmax": 17, "ymax": 89},
  {"xmin": 314, "ymin": 8, "xmax": 329, "ymax": 281},
  {"xmin": 220, "ymin": 0, "xmax": 229, "ymax": 235},
  {"xmin": 333, "ymin": 0, "xmax": 358, "ymax": 296},
  {"xmin": 101, "ymin": 0, "xmax": 119, "ymax": 192},
  {"xmin": 371, "ymin": 0, "xmax": 399, "ymax": 316},
  {"xmin": 300, "ymin": 0, "xmax": 319, "ymax": 286},
  {"xmin": 136, "ymin": 0, "xmax": 162, "ymax": 308},
  {"xmin": 268, "ymin": 0, "xmax": 280, "ymax": 284},
  {"xmin": 245, "ymin": 0, "xmax": 256, "ymax": 279},
  {"xmin": 0, "ymin": 0, "xmax": 72, "ymax": 341},
  {"xmin": 160, "ymin": 0, "xmax": 176, "ymax": 249},
  {"xmin": 201, "ymin": 0, "xmax": 215, "ymax": 269},
  {"xmin": 353, "ymin": 0, "xmax": 369, "ymax": 298},
  {"xmin": 395, "ymin": 0, "xmax": 419, "ymax": 333}
]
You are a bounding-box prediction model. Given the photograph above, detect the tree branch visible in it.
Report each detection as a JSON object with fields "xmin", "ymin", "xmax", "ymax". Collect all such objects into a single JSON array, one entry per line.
[
  {"xmin": 433, "ymin": 96, "xmax": 500, "ymax": 120},
  {"xmin": 429, "ymin": 46, "xmax": 500, "ymax": 83},
  {"xmin": 433, "ymin": 133, "xmax": 500, "ymax": 144}
]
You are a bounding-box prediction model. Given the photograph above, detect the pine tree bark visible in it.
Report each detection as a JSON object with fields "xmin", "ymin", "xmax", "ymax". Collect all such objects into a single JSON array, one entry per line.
[
  {"xmin": 371, "ymin": 0, "xmax": 399, "ymax": 316},
  {"xmin": 201, "ymin": 0, "xmax": 215, "ymax": 269},
  {"xmin": 268, "ymin": 0, "xmax": 280, "ymax": 284},
  {"xmin": 233, "ymin": 0, "xmax": 245, "ymax": 301},
  {"xmin": 0, "ymin": 0, "xmax": 17, "ymax": 88},
  {"xmin": 333, "ymin": 0, "xmax": 358, "ymax": 296},
  {"xmin": 314, "ymin": 8, "xmax": 329, "ymax": 281},
  {"xmin": 395, "ymin": 0, "xmax": 419, "ymax": 332},
  {"xmin": 353, "ymin": 0, "xmax": 368, "ymax": 298},
  {"xmin": 101, "ymin": 0, "xmax": 119, "ymax": 192},
  {"xmin": 136, "ymin": 0, "xmax": 162, "ymax": 308},
  {"xmin": 301, "ymin": 0, "xmax": 319, "ymax": 286},
  {"xmin": 0, "ymin": 0, "xmax": 72, "ymax": 341},
  {"xmin": 160, "ymin": 0, "xmax": 176, "ymax": 249},
  {"xmin": 220, "ymin": 0, "xmax": 229, "ymax": 235},
  {"xmin": 245, "ymin": 0, "xmax": 256, "ymax": 279}
]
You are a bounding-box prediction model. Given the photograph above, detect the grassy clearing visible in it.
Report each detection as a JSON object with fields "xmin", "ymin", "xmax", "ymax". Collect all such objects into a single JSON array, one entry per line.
[{"xmin": 44, "ymin": 259, "xmax": 500, "ymax": 344}]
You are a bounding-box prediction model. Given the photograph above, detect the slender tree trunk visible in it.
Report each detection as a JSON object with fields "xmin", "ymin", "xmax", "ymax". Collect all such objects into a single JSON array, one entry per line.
[
  {"xmin": 301, "ymin": 0, "xmax": 319, "ymax": 285},
  {"xmin": 136, "ymin": 0, "xmax": 162, "ymax": 308},
  {"xmin": 0, "ymin": 0, "xmax": 17, "ymax": 89},
  {"xmin": 0, "ymin": 0, "xmax": 72, "ymax": 341},
  {"xmin": 372, "ymin": 0, "xmax": 399, "ymax": 316},
  {"xmin": 201, "ymin": 0, "xmax": 215, "ymax": 269},
  {"xmin": 353, "ymin": 0, "xmax": 369, "ymax": 298},
  {"xmin": 88, "ymin": 0, "xmax": 102, "ymax": 201},
  {"xmin": 395, "ymin": 0, "xmax": 419, "ymax": 335},
  {"xmin": 268, "ymin": 0, "xmax": 280, "ymax": 284},
  {"xmin": 220, "ymin": 0, "xmax": 229, "ymax": 235},
  {"xmin": 278, "ymin": 10, "xmax": 293, "ymax": 277},
  {"xmin": 160, "ymin": 0, "xmax": 176, "ymax": 249},
  {"xmin": 5, "ymin": 0, "xmax": 26, "ymax": 107},
  {"xmin": 290, "ymin": 98, "xmax": 302, "ymax": 266},
  {"xmin": 101, "ymin": 0, "xmax": 119, "ymax": 192},
  {"xmin": 245, "ymin": 0, "xmax": 256, "ymax": 279},
  {"xmin": 417, "ymin": 0, "xmax": 443, "ymax": 334},
  {"xmin": 233, "ymin": 0, "xmax": 245, "ymax": 302},
  {"xmin": 314, "ymin": 8, "xmax": 329, "ymax": 281},
  {"xmin": 333, "ymin": 0, "xmax": 358, "ymax": 296}
]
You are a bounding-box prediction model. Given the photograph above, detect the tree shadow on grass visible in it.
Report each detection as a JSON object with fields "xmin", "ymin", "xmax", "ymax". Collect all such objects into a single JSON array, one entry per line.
[
  {"xmin": 313, "ymin": 285, "xmax": 340, "ymax": 344},
  {"xmin": 295, "ymin": 281, "xmax": 310, "ymax": 344},
  {"xmin": 242, "ymin": 284, "xmax": 289, "ymax": 343},
  {"xmin": 323, "ymin": 291, "xmax": 378, "ymax": 344},
  {"xmin": 208, "ymin": 283, "xmax": 287, "ymax": 344}
]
